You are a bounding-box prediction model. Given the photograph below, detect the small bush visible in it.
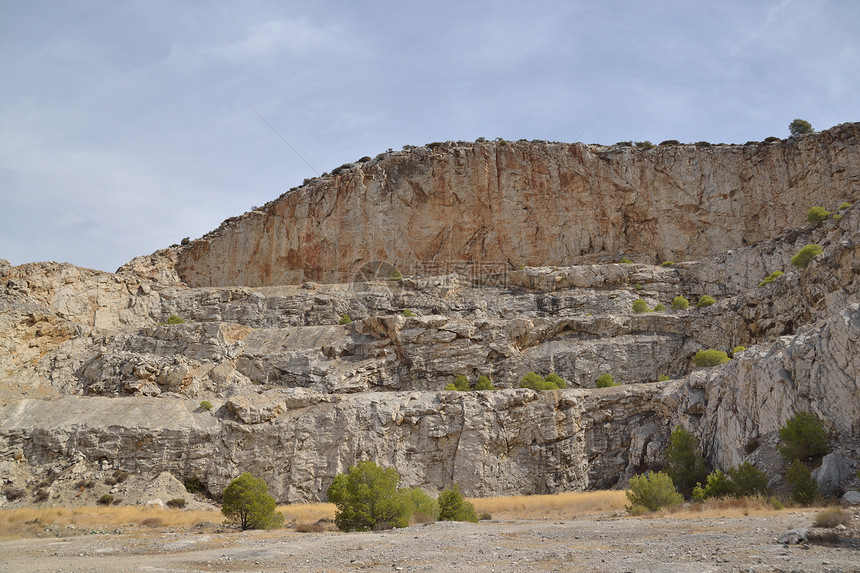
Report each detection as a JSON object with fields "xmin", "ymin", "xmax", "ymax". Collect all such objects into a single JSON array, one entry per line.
[
  {"xmin": 665, "ymin": 426, "xmax": 708, "ymax": 498},
  {"xmin": 777, "ymin": 411, "xmax": 829, "ymax": 462},
  {"xmin": 165, "ymin": 314, "xmax": 185, "ymax": 325},
  {"xmin": 626, "ymin": 471, "xmax": 683, "ymax": 512},
  {"xmin": 166, "ymin": 498, "xmax": 186, "ymax": 509},
  {"xmin": 759, "ymin": 270, "xmax": 784, "ymax": 286},
  {"xmin": 98, "ymin": 494, "xmax": 114, "ymax": 506},
  {"xmin": 34, "ymin": 489, "xmax": 49, "ymax": 502},
  {"xmin": 814, "ymin": 507, "xmax": 851, "ymax": 528},
  {"xmin": 632, "ymin": 299, "xmax": 650, "ymax": 313},
  {"xmin": 596, "ymin": 374, "xmax": 618, "ymax": 388},
  {"xmin": 634, "ymin": 283, "xmax": 643, "ymax": 290},
  {"xmin": 446, "ymin": 374, "xmax": 471, "ymax": 391},
  {"xmin": 619, "ymin": 256, "xmax": 633, "ymax": 264},
  {"xmin": 544, "ymin": 373, "xmax": 567, "ymax": 389},
  {"xmin": 833, "ymin": 214, "xmax": 843, "ymax": 221},
  {"xmin": 786, "ymin": 459, "xmax": 819, "ymax": 505},
  {"xmin": 657, "ymin": 374, "xmax": 670, "ymax": 382},
  {"xmin": 693, "ymin": 349, "xmax": 730, "ymax": 367},
  {"xmin": 838, "ymin": 201, "xmax": 851, "ymax": 211},
  {"xmin": 388, "ymin": 269, "xmax": 403, "ymax": 281},
  {"xmin": 339, "ymin": 314, "xmax": 352, "ymax": 325},
  {"xmin": 659, "ymin": 139, "xmax": 681, "ymax": 146},
  {"xmin": 141, "ymin": 517, "xmax": 163, "ymax": 527},
  {"xmin": 437, "ymin": 486, "xmax": 478, "ymax": 522},
  {"xmin": 328, "ymin": 461, "xmax": 410, "ymax": 531},
  {"xmin": 3, "ymin": 487, "xmax": 26, "ymax": 501},
  {"xmin": 402, "ymin": 309, "xmax": 415, "ymax": 317},
  {"xmin": 104, "ymin": 477, "xmax": 117, "ymax": 486},
  {"xmin": 199, "ymin": 400, "xmax": 213, "ymax": 411},
  {"xmin": 113, "ymin": 470, "xmax": 129, "ymax": 483},
  {"xmin": 184, "ymin": 476, "xmax": 206, "ymax": 494},
  {"xmin": 222, "ymin": 473, "xmax": 283, "ymax": 530},
  {"xmin": 653, "ymin": 303, "xmax": 666, "ymax": 311},
  {"xmin": 698, "ymin": 470, "xmax": 736, "ymax": 499},
  {"xmin": 731, "ymin": 346, "xmax": 747, "ymax": 356},
  {"xmin": 807, "ymin": 206, "xmax": 831, "ymax": 226},
  {"xmin": 696, "ymin": 295, "xmax": 716, "ymax": 308},
  {"xmin": 791, "ymin": 244, "xmax": 823, "ymax": 268},
  {"xmin": 474, "ymin": 375, "xmax": 496, "ymax": 391},
  {"xmin": 728, "ymin": 462, "xmax": 770, "ymax": 497},
  {"xmin": 661, "ymin": 261, "xmax": 674, "ymax": 266},
  {"xmin": 635, "ymin": 141, "xmax": 653, "ymax": 150},
  {"xmin": 789, "ymin": 119, "xmax": 813, "ymax": 136},
  {"xmin": 671, "ymin": 296, "xmax": 689, "ymax": 311}
]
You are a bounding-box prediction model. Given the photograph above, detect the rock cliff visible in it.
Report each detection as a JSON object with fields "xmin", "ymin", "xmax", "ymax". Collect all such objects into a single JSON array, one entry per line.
[{"xmin": 1, "ymin": 125, "xmax": 859, "ymax": 504}]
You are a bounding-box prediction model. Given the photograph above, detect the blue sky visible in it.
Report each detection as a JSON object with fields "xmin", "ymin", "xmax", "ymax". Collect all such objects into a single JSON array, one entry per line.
[{"xmin": 1, "ymin": 0, "xmax": 858, "ymax": 272}]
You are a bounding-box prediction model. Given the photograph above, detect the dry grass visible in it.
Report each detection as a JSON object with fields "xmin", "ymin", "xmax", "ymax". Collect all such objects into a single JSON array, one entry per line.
[
  {"xmin": 468, "ymin": 490, "xmax": 628, "ymax": 520},
  {"xmin": 0, "ymin": 505, "xmax": 223, "ymax": 538},
  {"xmin": 278, "ymin": 502, "xmax": 336, "ymax": 524},
  {"xmin": 654, "ymin": 496, "xmax": 792, "ymax": 520}
]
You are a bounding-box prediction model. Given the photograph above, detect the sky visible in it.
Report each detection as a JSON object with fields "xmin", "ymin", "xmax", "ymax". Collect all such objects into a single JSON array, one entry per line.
[{"xmin": 1, "ymin": 0, "xmax": 858, "ymax": 272}]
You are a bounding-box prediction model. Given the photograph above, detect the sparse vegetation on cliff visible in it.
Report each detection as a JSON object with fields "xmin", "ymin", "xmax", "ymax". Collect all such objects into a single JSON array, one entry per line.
[
  {"xmin": 696, "ymin": 295, "xmax": 716, "ymax": 308},
  {"xmin": 807, "ymin": 206, "xmax": 830, "ymax": 226},
  {"xmin": 759, "ymin": 270, "xmax": 784, "ymax": 286},
  {"xmin": 693, "ymin": 349, "xmax": 730, "ymax": 367},
  {"xmin": 339, "ymin": 314, "xmax": 352, "ymax": 325},
  {"xmin": 671, "ymin": 295, "xmax": 689, "ymax": 310},
  {"xmin": 789, "ymin": 119, "xmax": 813, "ymax": 136},
  {"xmin": 163, "ymin": 314, "xmax": 185, "ymax": 325},
  {"xmin": 596, "ymin": 374, "xmax": 618, "ymax": 388},
  {"xmin": 520, "ymin": 372, "xmax": 566, "ymax": 390},
  {"xmin": 631, "ymin": 299, "xmax": 650, "ymax": 313},
  {"xmin": 791, "ymin": 244, "xmax": 823, "ymax": 268}
]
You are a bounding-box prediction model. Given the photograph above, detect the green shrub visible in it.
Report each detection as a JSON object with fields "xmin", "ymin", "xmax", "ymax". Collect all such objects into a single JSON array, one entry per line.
[
  {"xmin": 474, "ymin": 375, "xmax": 496, "ymax": 391},
  {"xmin": 731, "ymin": 346, "xmax": 747, "ymax": 356},
  {"xmin": 665, "ymin": 426, "xmax": 709, "ymax": 498},
  {"xmin": 632, "ymin": 299, "xmax": 650, "ymax": 313},
  {"xmin": 814, "ymin": 507, "xmax": 851, "ymax": 528},
  {"xmin": 651, "ymin": 303, "xmax": 665, "ymax": 312},
  {"xmin": 447, "ymin": 375, "xmax": 471, "ymax": 391},
  {"xmin": 339, "ymin": 314, "xmax": 352, "ymax": 325},
  {"xmin": 791, "ymin": 244, "xmax": 823, "ymax": 268},
  {"xmin": 619, "ymin": 257, "xmax": 633, "ymax": 264},
  {"xmin": 696, "ymin": 295, "xmax": 716, "ymax": 308},
  {"xmin": 759, "ymin": 270, "xmax": 784, "ymax": 286},
  {"xmin": 699, "ymin": 470, "xmax": 735, "ymax": 499},
  {"xmin": 626, "ymin": 472, "xmax": 684, "ymax": 512},
  {"xmin": 327, "ymin": 462, "xmax": 411, "ymax": 531},
  {"xmin": 98, "ymin": 494, "xmax": 114, "ymax": 506},
  {"xmin": 635, "ymin": 141, "xmax": 654, "ymax": 150},
  {"xmin": 388, "ymin": 269, "xmax": 403, "ymax": 281},
  {"xmin": 657, "ymin": 374, "xmax": 670, "ymax": 382},
  {"xmin": 671, "ymin": 296, "xmax": 689, "ymax": 311},
  {"xmin": 437, "ymin": 485, "xmax": 479, "ymax": 522},
  {"xmin": 221, "ymin": 473, "xmax": 283, "ymax": 530},
  {"xmin": 166, "ymin": 498, "xmax": 186, "ymax": 509},
  {"xmin": 807, "ymin": 206, "xmax": 830, "ymax": 225},
  {"xmin": 789, "ymin": 119, "xmax": 813, "ymax": 136},
  {"xmin": 659, "ymin": 139, "xmax": 681, "ymax": 146},
  {"xmin": 634, "ymin": 283, "xmax": 643, "ymax": 290},
  {"xmin": 184, "ymin": 476, "xmax": 205, "ymax": 494},
  {"xmin": 661, "ymin": 261, "xmax": 675, "ymax": 267},
  {"xmin": 596, "ymin": 374, "xmax": 618, "ymax": 388},
  {"xmin": 164, "ymin": 314, "xmax": 185, "ymax": 325},
  {"xmin": 777, "ymin": 411, "xmax": 829, "ymax": 462},
  {"xmin": 728, "ymin": 461, "xmax": 770, "ymax": 497},
  {"xmin": 199, "ymin": 400, "xmax": 213, "ymax": 411},
  {"xmin": 786, "ymin": 459, "xmax": 819, "ymax": 506},
  {"xmin": 838, "ymin": 201, "xmax": 852, "ymax": 211},
  {"xmin": 544, "ymin": 373, "xmax": 567, "ymax": 389},
  {"xmin": 693, "ymin": 349, "xmax": 730, "ymax": 367},
  {"xmin": 519, "ymin": 372, "xmax": 545, "ymax": 390},
  {"xmin": 402, "ymin": 309, "xmax": 415, "ymax": 317},
  {"xmin": 833, "ymin": 213, "xmax": 843, "ymax": 221},
  {"xmin": 400, "ymin": 487, "xmax": 439, "ymax": 524}
]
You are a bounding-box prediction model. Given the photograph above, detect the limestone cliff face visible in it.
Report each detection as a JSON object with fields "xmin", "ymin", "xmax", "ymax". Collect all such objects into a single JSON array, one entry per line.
[
  {"xmin": 177, "ymin": 124, "xmax": 860, "ymax": 287},
  {"xmin": 2, "ymin": 126, "xmax": 860, "ymax": 505}
]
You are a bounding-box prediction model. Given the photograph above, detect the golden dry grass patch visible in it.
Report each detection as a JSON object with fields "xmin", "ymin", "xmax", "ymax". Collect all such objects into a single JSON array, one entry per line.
[
  {"xmin": 277, "ymin": 502, "xmax": 336, "ymax": 524},
  {"xmin": 468, "ymin": 490, "xmax": 628, "ymax": 520},
  {"xmin": 0, "ymin": 505, "xmax": 223, "ymax": 538}
]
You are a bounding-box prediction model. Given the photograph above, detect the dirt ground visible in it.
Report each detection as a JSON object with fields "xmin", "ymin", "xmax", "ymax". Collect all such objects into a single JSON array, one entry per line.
[{"xmin": 1, "ymin": 510, "xmax": 859, "ymax": 573}]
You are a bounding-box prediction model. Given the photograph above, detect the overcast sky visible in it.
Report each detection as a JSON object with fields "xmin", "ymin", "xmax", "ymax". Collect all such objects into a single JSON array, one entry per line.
[{"xmin": 2, "ymin": 0, "xmax": 858, "ymax": 272}]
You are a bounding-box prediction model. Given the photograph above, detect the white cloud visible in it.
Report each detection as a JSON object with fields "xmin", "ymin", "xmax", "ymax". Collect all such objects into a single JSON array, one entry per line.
[{"xmin": 207, "ymin": 18, "xmax": 335, "ymax": 62}]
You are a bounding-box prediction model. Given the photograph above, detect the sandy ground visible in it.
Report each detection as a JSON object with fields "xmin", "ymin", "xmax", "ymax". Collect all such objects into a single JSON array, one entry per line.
[{"xmin": 1, "ymin": 510, "xmax": 858, "ymax": 573}]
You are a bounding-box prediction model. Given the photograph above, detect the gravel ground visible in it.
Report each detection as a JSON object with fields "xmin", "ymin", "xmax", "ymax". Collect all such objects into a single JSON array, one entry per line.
[{"xmin": 2, "ymin": 511, "xmax": 858, "ymax": 573}]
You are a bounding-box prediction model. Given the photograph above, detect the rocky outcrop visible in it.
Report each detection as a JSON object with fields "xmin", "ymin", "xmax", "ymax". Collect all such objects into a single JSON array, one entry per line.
[
  {"xmin": 1, "ymin": 127, "xmax": 859, "ymax": 505},
  {"xmin": 177, "ymin": 124, "xmax": 859, "ymax": 287}
]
